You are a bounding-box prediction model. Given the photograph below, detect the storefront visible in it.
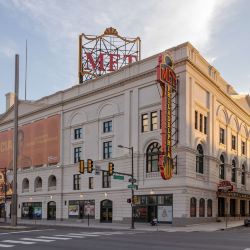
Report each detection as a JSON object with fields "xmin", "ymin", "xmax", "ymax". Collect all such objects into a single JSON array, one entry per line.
[
  {"xmin": 133, "ymin": 194, "xmax": 173, "ymax": 223},
  {"xmin": 21, "ymin": 202, "xmax": 42, "ymax": 219},
  {"xmin": 68, "ymin": 200, "xmax": 95, "ymax": 219},
  {"xmin": 217, "ymin": 191, "xmax": 250, "ymax": 217}
]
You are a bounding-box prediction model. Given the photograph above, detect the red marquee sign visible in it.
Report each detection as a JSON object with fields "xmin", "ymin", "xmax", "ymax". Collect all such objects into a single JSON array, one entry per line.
[
  {"xmin": 218, "ymin": 181, "xmax": 234, "ymax": 192},
  {"xmin": 157, "ymin": 52, "xmax": 177, "ymax": 180},
  {"xmin": 79, "ymin": 27, "xmax": 141, "ymax": 83}
]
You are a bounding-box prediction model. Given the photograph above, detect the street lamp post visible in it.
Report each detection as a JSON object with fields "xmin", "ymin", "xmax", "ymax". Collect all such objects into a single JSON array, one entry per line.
[{"xmin": 118, "ymin": 145, "xmax": 135, "ymax": 229}]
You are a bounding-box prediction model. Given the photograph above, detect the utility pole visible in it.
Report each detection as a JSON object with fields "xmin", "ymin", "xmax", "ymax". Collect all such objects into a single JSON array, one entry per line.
[
  {"xmin": 4, "ymin": 168, "xmax": 7, "ymax": 223},
  {"xmin": 11, "ymin": 54, "xmax": 19, "ymax": 227}
]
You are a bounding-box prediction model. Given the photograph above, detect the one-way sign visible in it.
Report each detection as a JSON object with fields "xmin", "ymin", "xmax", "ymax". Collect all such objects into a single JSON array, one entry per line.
[{"xmin": 128, "ymin": 178, "xmax": 137, "ymax": 183}]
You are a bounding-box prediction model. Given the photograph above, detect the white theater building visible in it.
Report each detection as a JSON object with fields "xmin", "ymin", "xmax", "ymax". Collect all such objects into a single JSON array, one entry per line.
[{"xmin": 0, "ymin": 42, "xmax": 249, "ymax": 226}]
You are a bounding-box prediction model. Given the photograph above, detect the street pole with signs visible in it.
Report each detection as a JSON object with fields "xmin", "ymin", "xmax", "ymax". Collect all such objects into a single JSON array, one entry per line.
[{"xmin": 118, "ymin": 145, "xmax": 135, "ymax": 229}]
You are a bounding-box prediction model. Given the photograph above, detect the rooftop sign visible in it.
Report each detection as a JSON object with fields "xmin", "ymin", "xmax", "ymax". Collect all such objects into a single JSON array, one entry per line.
[{"xmin": 79, "ymin": 27, "xmax": 141, "ymax": 83}]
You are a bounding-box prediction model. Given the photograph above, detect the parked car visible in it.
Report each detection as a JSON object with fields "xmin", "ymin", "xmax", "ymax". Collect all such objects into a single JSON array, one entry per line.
[{"xmin": 244, "ymin": 218, "xmax": 250, "ymax": 226}]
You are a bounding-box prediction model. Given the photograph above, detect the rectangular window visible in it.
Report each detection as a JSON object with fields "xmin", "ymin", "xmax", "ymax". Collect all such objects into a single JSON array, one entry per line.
[
  {"xmin": 142, "ymin": 114, "xmax": 149, "ymax": 132},
  {"xmin": 89, "ymin": 177, "xmax": 93, "ymax": 189},
  {"xmin": 195, "ymin": 111, "xmax": 198, "ymax": 130},
  {"xmin": 103, "ymin": 141, "xmax": 112, "ymax": 159},
  {"xmin": 74, "ymin": 128, "xmax": 82, "ymax": 140},
  {"xmin": 103, "ymin": 120, "xmax": 112, "ymax": 133},
  {"xmin": 242, "ymin": 141, "xmax": 246, "ymax": 155},
  {"xmin": 199, "ymin": 114, "xmax": 203, "ymax": 132},
  {"xmin": 204, "ymin": 116, "xmax": 207, "ymax": 134},
  {"xmin": 73, "ymin": 174, "xmax": 80, "ymax": 190},
  {"xmin": 74, "ymin": 147, "xmax": 82, "ymax": 163},
  {"xmin": 232, "ymin": 135, "xmax": 236, "ymax": 150},
  {"xmin": 219, "ymin": 128, "xmax": 225, "ymax": 144},
  {"xmin": 150, "ymin": 111, "xmax": 158, "ymax": 130},
  {"xmin": 102, "ymin": 171, "xmax": 111, "ymax": 188}
]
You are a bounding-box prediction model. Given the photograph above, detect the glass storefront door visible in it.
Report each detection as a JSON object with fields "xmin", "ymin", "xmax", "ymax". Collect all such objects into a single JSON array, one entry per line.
[{"xmin": 148, "ymin": 206, "xmax": 157, "ymax": 223}]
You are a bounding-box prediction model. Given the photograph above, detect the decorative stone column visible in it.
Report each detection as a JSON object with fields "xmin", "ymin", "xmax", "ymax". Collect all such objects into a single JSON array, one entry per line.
[{"xmin": 236, "ymin": 199, "xmax": 241, "ymax": 218}]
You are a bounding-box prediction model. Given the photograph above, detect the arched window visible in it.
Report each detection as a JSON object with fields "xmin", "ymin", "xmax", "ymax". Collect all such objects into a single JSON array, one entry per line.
[
  {"xmin": 199, "ymin": 198, "xmax": 205, "ymax": 217},
  {"xmin": 146, "ymin": 142, "xmax": 161, "ymax": 173},
  {"xmin": 34, "ymin": 177, "xmax": 42, "ymax": 192},
  {"xmin": 231, "ymin": 159, "xmax": 236, "ymax": 182},
  {"xmin": 196, "ymin": 144, "xmax": 204, "ymax": 174},
  {"xmin": 219, "ymin": 155, "xmax": 225, "ymax": 180},
  {"xmin": 190, "ymin": 197, "xmax": 197, "ymax": 217},
  {"xmin": 48, "ymin": 175, "xmax": 57, "ymax": 191},
  {"xmin": 22, "ymin": 178, "xmax": 29, "ymax": 193},
  {"xmin": 207, "ymin": 199, "xmax": 212, "ymax": 217},
  {"xmin": 241, "ymin": 164, "xmax": 246, "ymax": 185}
]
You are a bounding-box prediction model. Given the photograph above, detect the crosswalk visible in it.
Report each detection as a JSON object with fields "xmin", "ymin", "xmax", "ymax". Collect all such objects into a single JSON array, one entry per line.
[{"xmin": 0, "ymin": 231, "xmax": 135, "ymax": 248}]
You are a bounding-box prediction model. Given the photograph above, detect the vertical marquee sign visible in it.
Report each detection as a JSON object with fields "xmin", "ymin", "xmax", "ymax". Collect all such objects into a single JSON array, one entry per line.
[
  {"xmin": 79, "ymin": 27, "xmax": 141, "ymax": 83},
  {"xmin": 157, "ymin": 52, "xmax": 178, "ymax": 180}
]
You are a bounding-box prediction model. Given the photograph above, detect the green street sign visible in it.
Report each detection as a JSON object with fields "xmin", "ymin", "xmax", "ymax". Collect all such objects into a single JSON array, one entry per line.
[
  {"xmin": 113, "ymin": 175, "xmax": 124, "ymax": 180},
  {"xmin": 127, "ymin": 184, "xmax": 138, "ymax": 189}
]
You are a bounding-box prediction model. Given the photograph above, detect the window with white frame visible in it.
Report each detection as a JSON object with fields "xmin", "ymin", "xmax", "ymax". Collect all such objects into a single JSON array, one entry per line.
[
  {"xmin": 242, "ymin": 141, "xmax": 246, "ymax": 155},
  {"xmin": 194, "ymin": 110, "xmax": 207, "ymax": 135},
  {"xmin": 150, "ymin": 111, "xmax": 158, "ymax": 130},
  {"xmin": 141, "ymin": 113, "xmax": 149, "ymax": 132},
  {"xmin": 231, "ymin": 134, "xmax": 236, "ymax": 150},
  {"xmin": 103, "ymin": 120, "xmax": 112, "ymax": 133},
  {"xmin": 103, "ymin": 141, "xmax": 112, "ymax": 159},
  {"xmin": 74, "ymin": 146, "xmax": 82, "ymax": 163},
  {"xmin": 219, "ymin": 128, "xmax": 225, "ymax": 144},
  {"xmin": 74, "ymin": 128, "xmax": 82, "ymax": 140}
]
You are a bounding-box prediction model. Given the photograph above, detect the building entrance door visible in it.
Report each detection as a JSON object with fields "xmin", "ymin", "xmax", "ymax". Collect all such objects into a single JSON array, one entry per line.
[
  {"xmin": 148, "ymin": 206, "xmax": 157, "ymax": 223},
  {"xmin": 230, "ymin": 199, "xmax": 236, "ymax": 217},
  {"xmin": 47, "ymin": 201, "xmax": 56, "ymax": 220},
  {"xmin": 218, "ymin": 197, "xmax": 225, "ymax": 217},
  {"xmin": 100, "ymin": 200, "xmax": 112, "ymax": 223}
]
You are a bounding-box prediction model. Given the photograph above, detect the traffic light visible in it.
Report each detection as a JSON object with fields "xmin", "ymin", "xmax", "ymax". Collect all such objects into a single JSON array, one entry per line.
[
  {"xmin": 79, "ymin": 160, "xmax": 84, "ymax": 174},
  {"xmin": 87, "ymin": 159, "xmax": 93, "ymax": 173},
  {"xmin": 108, "ymin": 162, "xmax": 114, "ymax": 176}
]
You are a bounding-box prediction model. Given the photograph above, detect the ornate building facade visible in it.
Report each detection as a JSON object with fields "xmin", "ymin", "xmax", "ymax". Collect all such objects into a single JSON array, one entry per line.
[{"xmin": 0, "ymin": 42, "xmax": 249, "ymax": 225}]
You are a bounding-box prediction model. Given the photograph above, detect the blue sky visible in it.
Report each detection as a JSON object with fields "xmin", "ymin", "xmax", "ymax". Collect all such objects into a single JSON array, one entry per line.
[{"xmin": 0, "ymin": 0, "xmax": 249, "ymax": 114}]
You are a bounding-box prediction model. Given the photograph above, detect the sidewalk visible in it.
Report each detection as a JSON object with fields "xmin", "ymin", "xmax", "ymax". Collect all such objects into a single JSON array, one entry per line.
[{"xmin": 0, "ymin": 218, "xmax": 245, "ymax": 232}]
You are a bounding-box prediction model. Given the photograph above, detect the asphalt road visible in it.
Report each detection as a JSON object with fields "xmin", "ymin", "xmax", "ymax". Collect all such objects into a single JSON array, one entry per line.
[{"xmin": 0, "ymin": 226, "xmax": 249, "ymax": 250}]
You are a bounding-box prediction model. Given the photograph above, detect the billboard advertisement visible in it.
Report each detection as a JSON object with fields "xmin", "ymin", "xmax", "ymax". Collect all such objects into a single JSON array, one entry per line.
[
  {"xmin": 157, "ymin": 206, "xmax": 172, "ymax": 223},
  {"xmin": 0, "ymin": 114, "xmax": 60, "ymax": 169}
]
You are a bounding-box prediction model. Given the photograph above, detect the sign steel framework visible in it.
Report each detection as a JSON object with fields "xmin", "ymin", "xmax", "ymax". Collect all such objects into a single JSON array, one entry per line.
[{"xmin": 79, "ymin": 27, "xmax": 141, "ymax": 83}]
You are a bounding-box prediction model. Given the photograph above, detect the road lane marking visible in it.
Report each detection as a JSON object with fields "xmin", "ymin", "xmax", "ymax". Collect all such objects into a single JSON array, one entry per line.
[
  {"xmin": 55, "ymin": 234, "xmax": 86, "ymax": 238},
  {"xmin": 68, "ymin": 233, "xmax": 99, "ymax": 237},
  {"xmin": 0, "ymin": 229, "xmax": 55, "ymax": 236},
  {"xmin": 38, "ymin": 236, "xmax": 71, "ymax": 240},
  {"xmin": 90, "ymin": 232, "xmax": 125, "ymax": 236},
  {"xmin": 21, "ymin": 238, "xmax": 55, "ymax": 242},
  {"xmin": 0, "ymin": 244, "xmax": 14, "ymax": 248},
  {"xmin": 2, "ymin": 240, "xmax": 35, "ymax": 245}
]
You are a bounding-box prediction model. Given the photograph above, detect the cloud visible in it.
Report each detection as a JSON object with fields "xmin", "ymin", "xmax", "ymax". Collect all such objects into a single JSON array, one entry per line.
[
  {"xmin": 0, "ymin": 39, "xmax": 17, "ymax": 58},
  {"xmin": 5, "ymin": 0, "xmax": 232, "ymax": 53},
  {"xmin": 0, "ymin": 0, "xmax": 235, "ymax": 87}
]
